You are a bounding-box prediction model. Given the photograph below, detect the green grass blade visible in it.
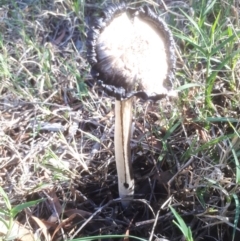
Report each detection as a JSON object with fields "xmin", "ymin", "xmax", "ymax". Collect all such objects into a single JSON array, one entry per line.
[
  {"xmin": 205, "ymin": 49, "xmax": 240, "ymax": 109},
  {"xmin": 203, "ymin": 0, "xmax": 217, "ymax": 16},
  {"xmin": 210, "ymin": 10, "xmax": 221, "ymax": 46},
  {"xmin": 163, "ymin": 120, "xmax": 181, "ymax": 141},
  {"xmin": 0, "ymin": 186, "xmax": 11, "ymax": 211},
  {"xmin": 207, "ymin": 50, "xmax": 240, "ymax": 83},
  {"xmin": 10, "ymin": 199, "xmax": 45, "ymax": 218},
  {"xmin": 170, "ymin": 206, "xmax": 193, "ymax": 241},
  {"xmin": 176, "ymin": 83, "xmax": 202, "ymax": 91},
  {"xmin": 187, "ymin": 227, "xmax": 194, "ymax": 241},
  {"xmin": 70, "ymin": 235, "xmax": 148, "ymax": 241},
  {"xmin": 227, "ymin": 121, "xmax": 240, "ymax": 184},
  {"xmin": 180, "ymin": 9, "xmax": 208, "ymax": 48},
  {"xmin": 174, "ymin": 33, "xmax": 207, "ymax": 55},
  {"xmin": 204, "ymin": 117, "xmax": 239, "ymax": 123},
  {"xmin": 232, "ymin": 194, "xmax": 240, "ymax": 241},
  {"xmin": 211, "ymin": 34, "xmax": 237, "ymax": 56},
  {"xmin": 0, "ymin": 208, "xmax": 10, "ymax": 216},
  {"xmin": 194, "ymin": 134, "xmax": 236, "ymax": 154},
  {"xmin": 228, "ymin": 140, "xmax": 240, "ymax": 184},
  {"xmin": 0, "ymin": 216, "xmax": 10, "ymax": 229},
  {"xmin": 196, "ymin": 188, "xmax": 206, "ymax": 208}
]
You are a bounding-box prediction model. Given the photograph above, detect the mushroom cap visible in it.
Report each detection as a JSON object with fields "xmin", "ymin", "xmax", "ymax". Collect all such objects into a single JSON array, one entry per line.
[{"xmin": 87, "ymin": 3, "xmax": 176, "ymax": 100}]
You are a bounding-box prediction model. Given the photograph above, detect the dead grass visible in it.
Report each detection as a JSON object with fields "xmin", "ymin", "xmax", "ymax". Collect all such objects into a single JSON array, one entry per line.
[{"xmin": 0, "ymin": 0, "xmax": 240, "ymax": 240}]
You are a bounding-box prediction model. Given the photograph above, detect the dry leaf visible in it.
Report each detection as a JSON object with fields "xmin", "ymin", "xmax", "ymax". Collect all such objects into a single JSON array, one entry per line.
[
  {"xmin": 0, "ymin": 220, "xmax": 35, "ymax": 241},
  {"xmin": 31, "ymin": 216, "xmax": 51, "ymax": 241},
  {"xmin": 51, "ymin": 213, "xmax": 77, "ymax": 240},
  {"xmin": 47, "ymin": 189, "xmax": 62, "ymax": 216},
  {"xmin": 64, "ymin": 209, "xmax": 92, "ymax": 219}
]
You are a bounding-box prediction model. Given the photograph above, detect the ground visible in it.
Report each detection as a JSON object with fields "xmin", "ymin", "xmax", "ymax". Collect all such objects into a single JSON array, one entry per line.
[{"xmin": 0, "ymin": 0, "xmax": 240, "ymax": 241}]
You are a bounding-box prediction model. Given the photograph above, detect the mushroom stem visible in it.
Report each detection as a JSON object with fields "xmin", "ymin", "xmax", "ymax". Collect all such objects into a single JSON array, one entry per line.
[{"xmin": 114, "ymin": 97, "xmax": 134, "ymax": 207}]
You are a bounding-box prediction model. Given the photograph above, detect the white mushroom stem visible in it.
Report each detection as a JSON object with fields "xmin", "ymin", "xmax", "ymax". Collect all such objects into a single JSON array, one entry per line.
[{"xmin": 115, "ymin": 97, "xmax": 134, "ymax": 207}]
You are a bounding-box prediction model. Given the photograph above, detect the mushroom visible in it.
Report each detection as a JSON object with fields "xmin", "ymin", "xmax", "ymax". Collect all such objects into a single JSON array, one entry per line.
[{"xmin": 87, "ymin": 3, "xmax": 176, "ymax": 207}]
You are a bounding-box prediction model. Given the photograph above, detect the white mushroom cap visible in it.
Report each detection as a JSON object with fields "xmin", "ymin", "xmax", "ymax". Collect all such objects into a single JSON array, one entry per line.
[
  {"xmin": 96, "ymin": 11, "xmax": 169, "ymax": 95},
  {"xmin": 87, "ymin": 4, "xmax": 176, "ymax": 101}
]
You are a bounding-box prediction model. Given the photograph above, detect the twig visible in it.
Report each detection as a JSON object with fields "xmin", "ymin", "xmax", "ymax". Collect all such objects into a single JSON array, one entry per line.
[{"xmin": 149, "ymin": 209, "xmax": 160, "ymax": 241}]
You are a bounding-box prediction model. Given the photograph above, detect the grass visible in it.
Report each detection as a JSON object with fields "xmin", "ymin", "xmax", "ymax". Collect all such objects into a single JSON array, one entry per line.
[
  {"xmin": 170, "ymin": 206, "xmax": 194, "ymax": 241},
  {"xmin": 0, "ymin": 0, "xmax": 240, "ymax": 240}
]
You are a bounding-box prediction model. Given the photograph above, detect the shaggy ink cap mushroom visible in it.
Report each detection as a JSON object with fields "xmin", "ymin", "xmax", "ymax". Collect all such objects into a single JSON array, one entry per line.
[
  {"xmin": 87, "ymin": 3, "xmax": 176, "ymax": 101},
  {"xmin": 86, "ymin": 3, "xmax": 176, "ymax": 207}
]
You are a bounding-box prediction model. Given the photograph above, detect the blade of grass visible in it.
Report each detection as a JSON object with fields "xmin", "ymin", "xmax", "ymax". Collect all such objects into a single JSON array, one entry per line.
[
  {"xmin": 194, "ymin": 133, "xmax": 236, "ymax": 155},
  {"xmin": 174, "ymin": 33, "xmax": 207, "ymax": 55},
  {"xmin": 162, "ymin": 120, "xmax": 181, "ymax": 141},
  {"xmin": 169, "ymin": 206, "xmax": 193, "ymax": 241},
  {"xmin": 70, "ymin": 234, "xmax": 148, "ymax": 241},
  {"xmin": 228, "ymin": 140, "xmax": 240, "ymax": 184},
  {"xmin": 210, "ymin": 10, "xmax": 221, "ymax": 46},
  {"xmin": 0, "ymin": 215, "xmax": 10, "ymax": 229},
  {"xmin": 203, "ymin": 0, "xmax": 217, "ymax": 16},
  {"xmin": 204, "ymin": 117, "xmax": 239, "ymax": 123},
  {"xmin": 180, "ymin": 9, "xmax": 208, "ymax": 49},
  {"xmin": 176, "ymin": 83, "xmax": 202, "ymax": 91},
  {"xmin": 232, "ymin": 193, "xmax": 240, "ymax": 241},
  {"xmin": 0, "ymin": 187, "xmax": 11, "ymax": 211},
  {"xmin": 196, "ymin": 187, "xmax": 207, "ymax": 209},
  {"xmin": 211, "ymin": 33, "xmax": 238, "ymax": 57},
  {"xmin": 206, "ymin": 49, "xmax": 240, "ymax": 110},
  {"xmin": 227, "ymin": 122, "xmax": 240, "ymax": 183},
  {"xmin": 10, "ymin": 199, "xmax": 45, "ymax": 218}
]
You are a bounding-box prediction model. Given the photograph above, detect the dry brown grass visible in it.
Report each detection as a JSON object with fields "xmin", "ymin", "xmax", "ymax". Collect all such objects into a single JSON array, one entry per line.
[{"xmin": 1, "ymin": 0, "xmax": 240, "ymax": 240}]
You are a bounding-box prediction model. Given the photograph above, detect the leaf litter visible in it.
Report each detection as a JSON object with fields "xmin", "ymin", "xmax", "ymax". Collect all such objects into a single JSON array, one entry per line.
[{"xmin": 0, "ymin": 0, "xmax": 240, "ymax": 240}]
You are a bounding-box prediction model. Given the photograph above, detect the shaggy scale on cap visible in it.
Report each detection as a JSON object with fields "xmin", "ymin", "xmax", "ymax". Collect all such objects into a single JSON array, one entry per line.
[{"xmin": 87, "ymin": 3, "xmax": 176, "ymax": 101}]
